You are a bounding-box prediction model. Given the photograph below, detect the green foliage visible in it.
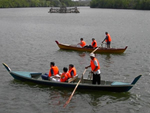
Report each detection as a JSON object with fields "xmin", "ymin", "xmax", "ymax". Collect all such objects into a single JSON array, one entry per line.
[
  {"xmin": 90, "ymin": 0, "xmax": 150, "ymax": 10},
  {"xmin": 0, "ymin": 0, "xmax": 76, "ymax": 8}
]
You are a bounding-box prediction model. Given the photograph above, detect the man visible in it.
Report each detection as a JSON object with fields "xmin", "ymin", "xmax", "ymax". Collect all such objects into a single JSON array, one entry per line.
[
  {"xmin": 41, "ymin": 62, "xmax": 59, "ymax": 80},
  {"xmin": 102, "ymin": 32, "xmax": 111, "ymax": 48},
  {"xmin": 91, "ymin": 38, "xmax": 97, "ymax": 48},
  {"xmin": 68, "ymin": 64, "xmax": 77, "ymax": 78},
  {"xmin": 60, "ymin": 67, "xmax": 70, "ymax": 82},
  {"xmin": 77, "ymin": 38, "xmax": 86, "ymax": 48},
  {"xmin": 85, "ymin": 53, "xmax": 101, "ymax": 84}
]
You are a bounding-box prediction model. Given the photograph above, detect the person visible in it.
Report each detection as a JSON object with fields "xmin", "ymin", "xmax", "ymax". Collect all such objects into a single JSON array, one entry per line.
[
  {"xmin": 77, "ymin": 38, "xmax": 86, "ymax": 48},
  {"xmin": 102, "ymin": 32, "xmax": 111, "ymax": 48},
  {"xmin": 68, "ymin": 64, "xmax": 77, "ymax": 78},
  {"xmin": 41, "ymin": 62, "xmax": 59, "ymax": 80},
  {"xmin": 91, "ymin": 38, "xmax": 97, "ymax": 48},
  {"xmin": 85, "ymin": 53, "xmax": 101, "ymax": 84},
  {"xmin": 50, "ymin": 67, "xmax": 70, "ymax": 82},
  {"xmin": 60, "ymin": 67, "xmax": 71, "ymax": 82}
]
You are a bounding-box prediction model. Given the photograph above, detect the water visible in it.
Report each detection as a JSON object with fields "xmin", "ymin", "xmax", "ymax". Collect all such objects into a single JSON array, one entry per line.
[{"xmin": 0, "ymin": 7, "xmax": 150, "ymax": 113}]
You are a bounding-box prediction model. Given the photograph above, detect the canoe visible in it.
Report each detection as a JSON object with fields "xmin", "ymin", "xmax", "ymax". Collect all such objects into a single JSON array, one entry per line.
[
  {"xmin": 55, "ymin": 40, "xmax": 128, "ymax": 54},
  {"xmin": 2, "ymin": 63, "xmax": 142, "ymax": 92}
]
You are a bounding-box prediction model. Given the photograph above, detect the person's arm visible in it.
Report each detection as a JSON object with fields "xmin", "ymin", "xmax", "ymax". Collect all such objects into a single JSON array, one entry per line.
[
  {"xmin": 102, "ymin": 36, "xmax": 108, "ymax": 43},
  {"xmin": 85, "ymin": 65, "xmax": 91, "ymax": 69},
  {"xmin": 70, "ymin": 70, "xmax": 74, "ymax": 77},
  {"xmin": 92, "ymin": 42, "xmax": 96, "ymax": 46},
  {"xmin": 51, "ymin": 68, "xmax": 54, "ymax": 76}
]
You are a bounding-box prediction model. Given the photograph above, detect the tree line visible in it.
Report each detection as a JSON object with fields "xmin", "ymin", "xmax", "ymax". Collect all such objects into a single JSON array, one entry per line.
[
  {"xmin": 90, "ymin": 0, "xmax": 150, "ymax": 10},
  {"xmin": 0, "ymin": 0, "xmax": 79, "ymax": 8},
  {"xmin": 0, "ymin": 0, "xmax": 149, "ymax": 10}
]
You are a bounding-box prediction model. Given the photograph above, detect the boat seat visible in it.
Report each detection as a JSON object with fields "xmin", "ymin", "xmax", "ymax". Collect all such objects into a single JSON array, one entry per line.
[
  {"xmin": 111, "ymin": 82, "xmax": 131, "ymax": 86},
  {"xmin": 68, "ymin": 75, "xmax": 78, "ymax": 83},
  {"xmin": 31, "ymin": 72, "xmax": 42, "ymax": 79}
]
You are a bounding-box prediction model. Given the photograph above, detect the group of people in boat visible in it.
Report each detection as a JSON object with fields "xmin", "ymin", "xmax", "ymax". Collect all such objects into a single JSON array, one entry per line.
[
  {"xmin": 41, "ymin": 62, "xmax": 77, "ymax": 82},
  {"xmin": 41, "ymin": 53, "xmax": 101, "ymax": 85},
  {"xmin": 77, "ymin": 32, "xmax": 112, "ymax": 49}
]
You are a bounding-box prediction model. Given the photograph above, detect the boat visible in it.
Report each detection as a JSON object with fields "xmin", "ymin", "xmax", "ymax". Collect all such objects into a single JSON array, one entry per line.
[
  {"xmin": 48, "ymin": 6, "xmax": 80, "ymax": 13},
  {"xmin": 2, "ymin": 63, "xmax": 142, "ymax": 92},
  {"xmin": 55, "ymin": 40, "xmax": 128, "ymax": 54}
]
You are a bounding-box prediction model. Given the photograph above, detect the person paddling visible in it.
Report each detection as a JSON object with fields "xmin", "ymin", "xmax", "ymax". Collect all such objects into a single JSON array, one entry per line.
[
  {"xmin": 85, "ymin": 53, "xmax": 101, "ymax": 84},
  {"xmin": 102, "ymin": 32, "xmax": 111, "ymax": 48}
]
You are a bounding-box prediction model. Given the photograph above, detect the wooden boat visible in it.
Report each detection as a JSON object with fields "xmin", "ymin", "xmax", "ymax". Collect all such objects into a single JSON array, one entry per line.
[
  {"xmin": 48, "ymin": 6, "xmax": 80, "ymax": 13},
  {"xmin": 55, "ymin": 40, "xmax": 128, "ymax": 54},
  {"xmin": 2, "ymin": 63, "xmax": 142, "ymax": 92}
]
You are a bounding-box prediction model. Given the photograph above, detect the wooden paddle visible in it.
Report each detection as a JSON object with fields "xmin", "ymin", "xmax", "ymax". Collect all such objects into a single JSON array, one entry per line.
[
  {"xmin": 64, "ymin": 45, "xmax": 99, "ymax": 108},
  {"xmin": 63, "ymin": 69, "xmax": 87, "ymax": 108},
  {"xmin": 90, "ymin": 47, "xmax": 99, "ymax": 54},
  {"xmin": 91, "ymin": 43, "xmax": 104, "ymax": 54}
]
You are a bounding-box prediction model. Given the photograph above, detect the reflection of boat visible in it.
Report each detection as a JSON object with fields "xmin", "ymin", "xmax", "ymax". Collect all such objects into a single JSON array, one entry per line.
[
  {"xmin": 2, "ymin": 63, "xmax": 142, "ymax": 92},
  {"xmin": 55, "ymin": 41, "xmax": 128, "ymax": 54}
]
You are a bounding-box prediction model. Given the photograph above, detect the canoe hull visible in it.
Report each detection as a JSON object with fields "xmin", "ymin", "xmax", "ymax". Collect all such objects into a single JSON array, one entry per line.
[
  {"xmin": 9, "ymin": 71, "xmax": 135, "ymax": 92},
  {"xmin": 55, "ymin": 41, "xmax": 128, "ymax": 54},
  {"xmin": 3, "ymin": 63, "xmax": 141, "ymax": 92}
]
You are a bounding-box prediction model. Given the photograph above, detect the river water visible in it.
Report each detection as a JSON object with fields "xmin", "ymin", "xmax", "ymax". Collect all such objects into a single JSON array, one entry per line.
[{"xmin": 0, "ymin": 7, "xmax": 150, "ymax": 113}]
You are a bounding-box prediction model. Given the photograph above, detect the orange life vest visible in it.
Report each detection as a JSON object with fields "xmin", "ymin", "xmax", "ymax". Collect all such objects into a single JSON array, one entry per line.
[
  {"xmin": 90, "ymin": 58, "xmax": 100, "ymax": 72},
  {"xmin": 60, "ymin": 72, "xmax": 70, "ymax": 82},
  {"xmin": 68, "ymin": 67, "xmax": 77, "ymax": 77},
  {"xmin": 91, "ymin": 40, "xmax": 97, "ymax": 48},
  {"xmin": 105, "ymin": 34, "xmax": 111, "ymax": 42},
  {"xmin": 48, "ymin": 66, "xmax": 59, "ymax": 77},
  {"xmin": 80, "ymin": 40, "xmax": 86, "ymax": 47}
]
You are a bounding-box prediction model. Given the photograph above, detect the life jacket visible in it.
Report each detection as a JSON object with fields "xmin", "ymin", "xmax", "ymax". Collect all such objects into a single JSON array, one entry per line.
[
  {"xmin": 68, "ymin": 67, "xmax": 77, "ymax": 77},
  {"xmin": 90, "ymin": 58, "xmax": 100, "ymax": 72},
  {"xmin": 105, "ymin": 34, "xmax": 111, "ymax": 42},
  {"xmin": 60, "ymin": 72, "xmax": 69, "ymax": 82},
  {"xmin": 80, "ymin": 40, "xmax": 86, "ymax": 47},
  {"xmin": 91, "ymin": 40, "xmax": 97, "ymax": 48},
  {"xmin": 48, "ymin": 66, "xmax": 59, "ymax": 77}
]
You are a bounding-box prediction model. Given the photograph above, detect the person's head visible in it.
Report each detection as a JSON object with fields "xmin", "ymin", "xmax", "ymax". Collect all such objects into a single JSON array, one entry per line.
[
  {"xmin": 80, "ymin": 38, "xmax": 83, "ymax": 41},
  {"xmin": 50, "ymin": 62, "xmax": 55, "ymax": 67},
  {"xmin": 105, "ymin": 32, "xmax": 108, "ymax": 35},
  {"xmin": 90, "ymin": 53, "xmax": 95, "ymax": 59},
  {"xmin": 92, "ymin": 38, "xmax": 95, "ymax": 41},
  {"xmin": 69, "ymin": 64, "xmax": 74, "ymax": 70},
  {"xmin": 63, "ymin": 67, "xmax": 68, "ymax": 72}
]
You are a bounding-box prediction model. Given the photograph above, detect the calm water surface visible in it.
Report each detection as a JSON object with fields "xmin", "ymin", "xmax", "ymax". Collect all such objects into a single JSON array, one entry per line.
[{"xmin": 0, "ymin": 7, "xmax": 150, "ymax": 113}]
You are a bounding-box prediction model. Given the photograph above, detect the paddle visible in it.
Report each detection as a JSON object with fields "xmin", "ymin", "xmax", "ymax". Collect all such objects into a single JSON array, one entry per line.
[
  {"xmin": 91, "ymin": 47, "xmax": 99, "ymax": 54},
  {"xmin": 64, "ymin": 45, "xmax": 99, "ymax": 108},
  {"xmin": 63, "ymin": 69, "xmax": 87, "ymax": 108}
]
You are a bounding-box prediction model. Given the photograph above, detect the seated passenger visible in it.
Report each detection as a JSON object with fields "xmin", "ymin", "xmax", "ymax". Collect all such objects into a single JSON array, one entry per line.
[
  {"xmin": 60, "ymin": 67, "xmax": 70, "ymax": 82},
  {"xmin": 41, "ymin": 62, "xmax": 59, "ymax": 80},
  {"xmin": 51, "ymin": 67, "xmax": 70, "ymax": 82},
  {"xmin": 68, "ymin": 64, "xmax": 77, "ymax": 78},
  {"xmin": 77, "ymin": 38, "xmax": 86, "ymax": 48},
  {"xmin": 84, "ymin": 38, "xmax": 98, "ymax": 49}
]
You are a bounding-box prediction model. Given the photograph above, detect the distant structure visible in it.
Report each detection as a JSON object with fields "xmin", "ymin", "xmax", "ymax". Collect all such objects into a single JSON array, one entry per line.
[{"xmin": 48, "ymin": 6, "xmax": 80, "ymax": 13}]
